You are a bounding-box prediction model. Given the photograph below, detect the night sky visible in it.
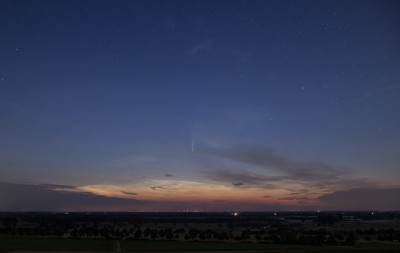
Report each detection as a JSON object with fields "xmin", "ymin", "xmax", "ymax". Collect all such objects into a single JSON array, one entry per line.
[{"xmin": 1, "ymin": 0, "xmax": 400, "ymax": 211}]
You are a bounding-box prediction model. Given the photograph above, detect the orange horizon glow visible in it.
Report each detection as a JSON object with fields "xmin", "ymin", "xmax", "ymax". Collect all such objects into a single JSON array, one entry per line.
[{"xmin": 53, "ymin": 179, "xmax": 325, "ymax": 207}]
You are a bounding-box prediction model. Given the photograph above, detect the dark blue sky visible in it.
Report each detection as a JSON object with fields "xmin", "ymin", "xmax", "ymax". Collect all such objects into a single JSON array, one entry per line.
[{"xmin": 1, "ymin": 0, "xmax": 399, "ymax": 211}]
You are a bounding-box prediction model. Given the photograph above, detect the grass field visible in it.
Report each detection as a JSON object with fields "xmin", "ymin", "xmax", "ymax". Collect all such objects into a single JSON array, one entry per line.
[
  {"xmin": 0, "ymin": 236, "xmax": 399, "ymax": 252},
  {"xmin": 120, "ymin": 240, "xmax": 400, "ymax": 252},
  {"xmin": 0, "ymin": 236, "xmax": 116, "ymax": 252}
]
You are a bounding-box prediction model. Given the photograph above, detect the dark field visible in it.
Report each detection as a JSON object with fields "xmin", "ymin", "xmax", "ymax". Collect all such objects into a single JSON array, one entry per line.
[
  {"xmin": 1, "ymin": 237, "xmax": 399, "ymax": 252},
  {"xmin": 0, "ymin": 236, "xmax": 115, "ymax": 252},
  {"xmin": 1, "ymin": 212, "xmax": 399, "ymax": 252}
]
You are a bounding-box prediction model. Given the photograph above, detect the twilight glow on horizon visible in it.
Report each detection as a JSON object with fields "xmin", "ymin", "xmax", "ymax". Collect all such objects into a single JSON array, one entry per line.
[{"xmin": 0, "ymin": 0, "xmax": 399, "ymax": 211}]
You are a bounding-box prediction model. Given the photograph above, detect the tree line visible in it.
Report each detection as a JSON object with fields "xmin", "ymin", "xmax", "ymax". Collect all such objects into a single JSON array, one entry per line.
[{"xmin": 2, "ymin": 216, "xmax": 399, "ymax": 246}]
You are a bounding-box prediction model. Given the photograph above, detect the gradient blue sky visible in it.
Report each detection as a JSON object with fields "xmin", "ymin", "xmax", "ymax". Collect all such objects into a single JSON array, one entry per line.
[{"xmin": 1, "ymin": 0, "xmax": 399, "ymax": 211}]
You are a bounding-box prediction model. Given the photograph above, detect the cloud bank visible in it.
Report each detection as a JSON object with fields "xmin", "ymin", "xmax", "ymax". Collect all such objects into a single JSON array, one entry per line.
[
  {"xmin": 0, "ymin": 182, "xmax": 150, "ymax": 212},
  {"xmin": 319, "ymin": 188, "xmax": 400, "ymax": 210},
  {"xmin": 1, "ymin": 181, "xmax": 399, "ymax": 211}
]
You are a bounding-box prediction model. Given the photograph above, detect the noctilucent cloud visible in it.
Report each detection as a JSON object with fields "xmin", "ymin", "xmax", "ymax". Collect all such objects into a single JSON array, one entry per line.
[{"xmin": 1, "ymin": 0, "xmax": 400, "ymax": 211}]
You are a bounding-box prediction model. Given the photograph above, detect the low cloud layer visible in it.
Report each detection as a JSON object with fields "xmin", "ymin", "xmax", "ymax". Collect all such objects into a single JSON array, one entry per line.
[
  {"xmin": 0, "ymin": 182, "xmax": 150, "ymax": 212},
  {"xmin": 319, "ymin": 188, "xmax": 400, "ymax": 210},
  {"xmin": 1, "ymin": 182, "xmax": 398, "ymax": 211},
  {"xmin": 0, "ymin": 181, "xmax": 296, "ymax": 211}
]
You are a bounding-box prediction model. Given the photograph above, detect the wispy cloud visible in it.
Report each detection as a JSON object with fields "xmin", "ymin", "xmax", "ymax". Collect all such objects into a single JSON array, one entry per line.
[
  {"xmin": 202, "ymin": 144, "xmax": 372, "ymax": 194},
  {"xmin": 232, "ymin": 182, "xmax": 245, "ymax": 187},
  {"xmin": 121, "ymin": 190, "xmax": 138, "ymax": 196},
  {"xmin": 207, "ymin": 170, "xmax": 278, "ymax": 189},
  {"xmin": 357, "ymin": 77, "xmax": 399, "ymax": 102},
  {"xmin": 187, "ymin": 40, "xmax": 212, "ymax": 56},
  {"xmin": 150, "ymin": 185, "xmax": 178, "ymax": 191},
  {"xmin": 278, "ymin": 197, "xmax": 310, "ymax": 201},
  {"xmin": 288, "ymin": 191, "xmax": 308, "ymax": 195}
]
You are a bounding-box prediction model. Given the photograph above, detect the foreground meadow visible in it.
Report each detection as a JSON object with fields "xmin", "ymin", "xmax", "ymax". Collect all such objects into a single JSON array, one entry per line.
[{"xmin": 1, "ymin": 236, "xmax": 399, "ymax": 253}]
